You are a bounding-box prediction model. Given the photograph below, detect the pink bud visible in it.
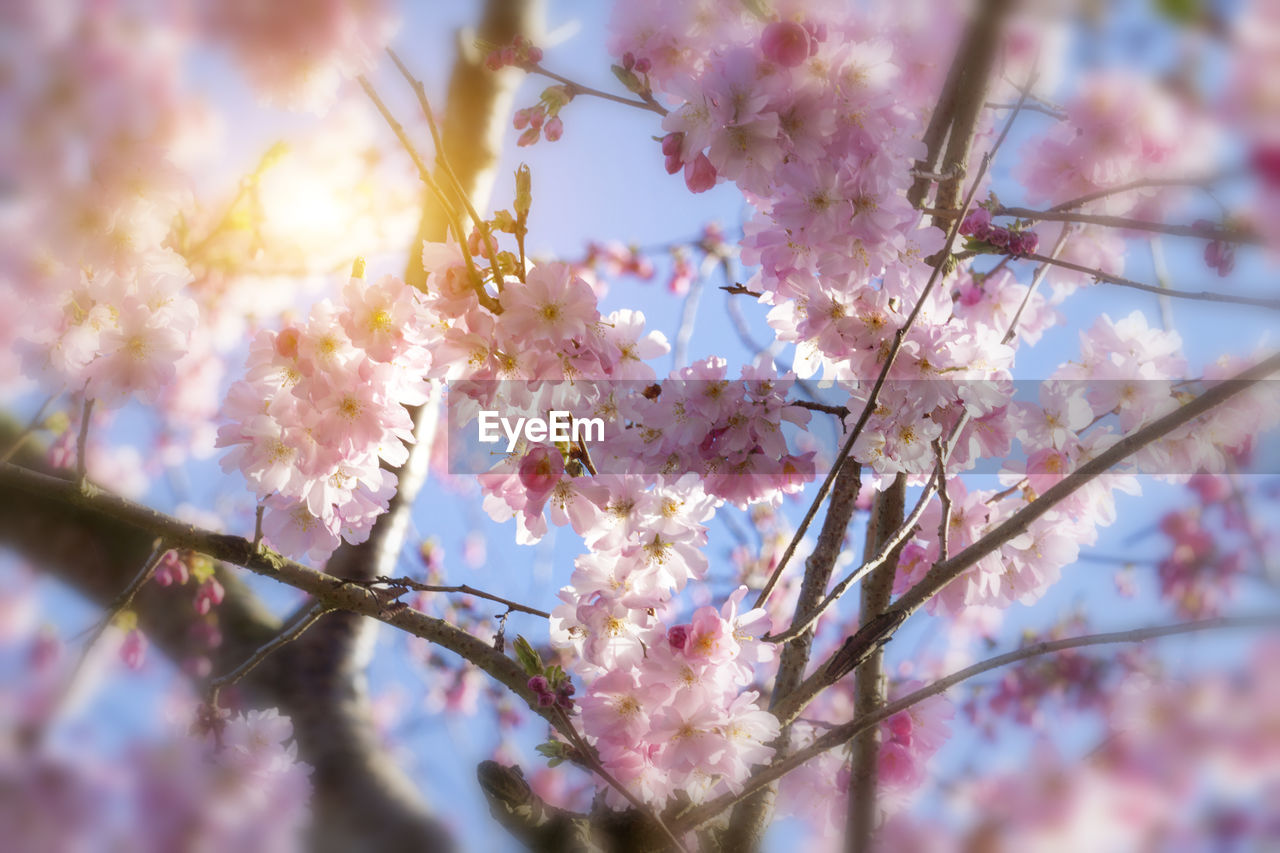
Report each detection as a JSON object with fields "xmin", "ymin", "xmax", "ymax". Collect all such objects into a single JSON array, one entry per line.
[
  {"xmin": 518, "ymin": 446, "xmax": 564, "ymax": 498},
  {"xmin": 121, "ymin": 629, "xmax": 146, "ymax": 670},
  {"xmin": 622, "ymin": 51, "xmax": 635, "ymax": 70},
  {"xmin": 513, "ymin": 108, "xmax": 531, "ymax": 130},
  {"xmin": 528, "ymin": 675, "xmax": 549, "ymax": 693},
  {"xmin": 761, "ymin": 21, "xmax": 812, "ymax": 67},
  {"xmin": 661, "ymin": 131, "xmax": 684, "ymax": 157},
  {"xmin": 527, "ymin": 46, "xmax": 543, "ymax": 64},
  {"xmin": 664, "ymin": 152, "xmax": 683, "ymax": 175},
  {"xmin": 154, "ymin": 550, "xmax": 188, "ymax": 587},
  {"xmin": 667, "ymin": 624, "xmax": 690, "ymax": 651},
  {"xmin": 959, "ymin": 207, "xmax": 992, "ymax": 238},
  {"xmin": 543, "ymin": 116, "xmax": 563, "ymax": 142},
  {"xmin": 517, "ymin": 126, "xmax": 540, "ymax": 147},
  {"xmin": 683, "ymin": 152, "xmax": 717, "ymax": 193},
  {"xmin": 633, "ymin": 56, "xmax": 652, "ymax": 74},
  {"xmin": 194, "ymin": 578, "xmax": 225, "ymax": 616}
]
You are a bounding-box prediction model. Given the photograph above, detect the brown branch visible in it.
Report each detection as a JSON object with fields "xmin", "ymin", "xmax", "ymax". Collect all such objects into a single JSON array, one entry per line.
[
  {"xmin": 1021, "ymin": 251, "xmax": 1280, "ymax": 310},
  {"xmin": 846, "ymin": 475, "xmax": 904, "ymax": 851},
  {"xmin": 678, "ymin": 614, "xmax": 1280, "ymax": 831},
  {"xmin": 765, "ymin": 478, "xmax": 935, "ymax": 649},
  {"xmin": 0, "ymin": 461, "xmax": 575, "ymax": 736},
  {"xmin": 1049, "ymin": 171, "xmax": 1238, "ymax": 213},
  {"xmin": 720, "ymin": 463, "xmax": 862, "ymax": 850},
  {"xmin": 784, "ymin": 352, "xmax": 1280, "ymax": 724}
]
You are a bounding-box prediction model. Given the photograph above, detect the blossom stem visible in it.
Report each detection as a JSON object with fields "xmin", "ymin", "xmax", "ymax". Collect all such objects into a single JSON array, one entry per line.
[
  {"xmin": 386, "ymin": 49, "xmax": 508, "ymax": 291},
  {"xmin": 527, "ymin": 63, "xmax": 668, "ymax": 116}
]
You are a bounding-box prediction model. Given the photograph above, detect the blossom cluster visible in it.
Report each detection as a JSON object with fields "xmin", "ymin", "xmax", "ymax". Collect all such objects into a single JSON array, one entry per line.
[
  {"xmin": 216, "ymin": 273, "xmax": 434, "ymax": 561},
  {"xmin": 408, "ymin": 240, "xmax": 793, "ymax": 804}
]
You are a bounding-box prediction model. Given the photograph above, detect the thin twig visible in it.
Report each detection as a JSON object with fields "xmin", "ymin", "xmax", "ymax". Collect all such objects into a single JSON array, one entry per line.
[
  {"xmin": 1002, "ymin": 225, "xmax": 1072, "ymax": 345},
  {"xmin": 1049, "ymin": 171, "xmax": 1238, "ymax": 213},
  {"xmin": 386, "ymin": 48, "xmax": 507, "ymax": 286},
  {"xmin": 359, "ymin": 575, "xmax": 550, "ymax": 619},
  {"xmin": 0, "ymin": 393, "xmax": 55, "ymax": 465},
  {"xmin": 528, "ymin": 63, "xmax": 668, "ymax": 116},
  {"xmin": 357, "ymin": 74, "xmax": 501, "ymax": 313},
  {"xmin": 984, "ymin": 100, "xmax": 1066, "ymax": 119},
  {"xmin": 252, "ymin": 502, "xmax": 265, "ymax": 552},
  {"xmin": 42, "ymin": 540, "xmax": 166, "ymax": 736},
  {"xmin": 207, "ymin": 600, "xmax": 331, "ymax": 706},
  {"xmin": 1022, "ymin": 251, "xmax": 1280, "ymax": 310},
  {"xmin": 678, "ymin": 613, "xmax": 1280, "ymax": 831},
  {"xmin": 928, "ymin": 204, "xmax": 1260, "ymax": 245},
  {"xmin": 790, "ymin": 400, "xmax": 851, "ymax": 419}
]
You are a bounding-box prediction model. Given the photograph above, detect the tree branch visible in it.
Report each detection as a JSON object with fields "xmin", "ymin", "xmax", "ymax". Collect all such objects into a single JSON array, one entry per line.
[
  {"xmin": 1020, "ymin": 251, "xmax": 1280, "ymax": 310},
  {"xmin": 678, "ymin": 613, "xmax": 1280, "ymax": 832},
  {"xmin": 846, "ymin": 475, "xmax": 904, "ymax": 852},
  {"xmin": 783, "ymin": 352, "xmax": 1280, "ymax": 725}
]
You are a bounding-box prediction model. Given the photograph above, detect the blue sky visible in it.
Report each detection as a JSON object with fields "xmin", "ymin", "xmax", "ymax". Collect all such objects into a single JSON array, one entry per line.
[{"xmin": 10, "ymin": 1, "xmax": 1279, "ymax": 850}]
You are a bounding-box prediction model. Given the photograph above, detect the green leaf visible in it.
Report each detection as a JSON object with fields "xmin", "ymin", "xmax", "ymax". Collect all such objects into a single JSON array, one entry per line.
[
  {"xmin": 610, "ymin": 64, "xmax": 645, "ymax": 95},
  {"xmin": 513, "ymin": 635, "xmax": 544, "ymax": 676},
  {"xmin": 740, "ymin": 0, "xmax": 771, "ymax": 21}
]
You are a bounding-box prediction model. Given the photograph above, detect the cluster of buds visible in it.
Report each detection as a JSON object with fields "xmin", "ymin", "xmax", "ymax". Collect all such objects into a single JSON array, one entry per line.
[
  {"xmin": 153, "ymin": 549, "xmax": 225, "ymax": 615},
  {"xmin": 661, "ymin": 131, "xmax": 717, "ymax": 193},
  {"xmin": 514, "ymin": 85, "xmax": 571, "ymax": 146},
  {"xmin": 483, "ymin": 35, "xmax": 543, "ymax": 71},
  {"xmin": 960, "ymin": 207, "xmax": 1041, "ymax": 257},
  {"xmin": 581, "ymin": 241, "xmax": 655, "ymax": 280},
  {"xmin": 514, "ymin": 636, "xmax": 575, "ymax": 711}
]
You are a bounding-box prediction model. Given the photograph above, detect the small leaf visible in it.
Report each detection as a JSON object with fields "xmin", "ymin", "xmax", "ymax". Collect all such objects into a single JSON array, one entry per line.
[
  {"xmin": 513, "ymin": 635, "xmax": 544, "ymax": 676},
  {"xmin": 513, "ymin": 164, "xmax": 532, "ymax": 218},
  {"xmin": 740, "ymin": 0, "xmax": 771, "ymax": 21},
  {"xmin": 610, "ymin": 64, "xmax": 645, "ymax": 95}
]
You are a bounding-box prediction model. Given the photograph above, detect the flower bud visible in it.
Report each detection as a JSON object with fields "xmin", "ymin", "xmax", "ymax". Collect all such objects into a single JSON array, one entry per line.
[{"xmin": 761, "ymin": 21, "xmax": 812, "ymax": 67}]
